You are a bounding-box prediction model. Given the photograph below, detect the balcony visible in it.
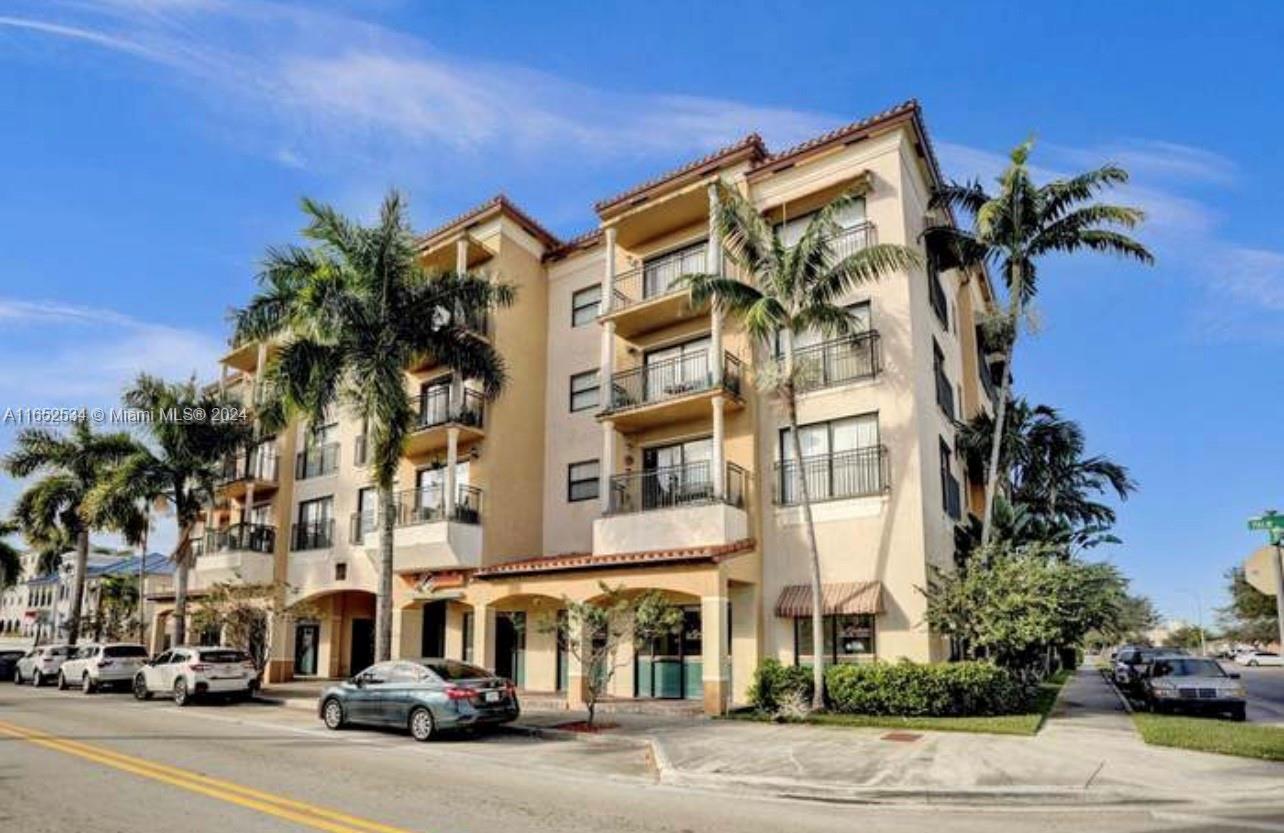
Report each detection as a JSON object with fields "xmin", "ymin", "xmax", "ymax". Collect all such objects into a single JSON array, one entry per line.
[
  {"xmin": 218, "ymin": 446, "xmax": 280, "ymax": 499},
  {"xmin": 599, "ymin": 350, "xmax": 743, "ymax": 431},
  {"xmin": 404, "ymin": 387, "xmax": 486, "ymax": 458},
  {"xmin": 295, "ymin": 443, "xmax": 340, "ymax": 480},
  {"xmin": 349, "ymin": 486, "xmax": 483, "ymax": 572},
  {"xmin": 784, "ymin": 331, "xmax": 881, "ymax": 393},
  {"xmin": 594, "ymin": 461, "xmax": 749, "ymax": 555},
  {"xmin": 772, "ymin": 446, "xmax": 889, "ymax": 505},
  {"xmin": 601, "ymin": 242, "xmax": 709, "ymax": 338},
  {"xmin": 408, "ymin": 307, "xmax": 492, "ymax": 373},
  {"xmin": 291, "ymin": 519, "xmax": 335, "ymax": 552},
  {"xmin": 192, "ymin": 523, "xmax": 276, "ymax": 586}
]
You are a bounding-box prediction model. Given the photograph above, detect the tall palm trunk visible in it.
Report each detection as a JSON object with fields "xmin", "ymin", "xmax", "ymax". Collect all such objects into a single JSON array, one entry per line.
[
  {"xmin": 174, "ymin": 554, "xmax": 189, "ymax": 646},
  {"xmin": 137, "ymin": 526, "xmax": 148, "ymax": 644},
  {"xmin": 979, "ymin": 278, "xmax": 1023, "ymax": 546},
  {"xmin": 375, "ymin": 484, "xmax": 395, "ymax": 662},
  {"xmin": 782, "ymin": 331, "xmax": 826, "ymax": 710},
  {"xmin": 66, "ymin": 527, "xmax": 90, "ymax": 645}
]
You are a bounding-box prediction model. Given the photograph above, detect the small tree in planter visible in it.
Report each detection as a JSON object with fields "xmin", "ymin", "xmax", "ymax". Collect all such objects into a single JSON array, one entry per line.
[
  {"xmin": 191, "ymin": 581, "xmax": 318, "ymax": 678},
  {"xmin": 544, "ymin": 584, "xmax": 682, "ymax": 727}
]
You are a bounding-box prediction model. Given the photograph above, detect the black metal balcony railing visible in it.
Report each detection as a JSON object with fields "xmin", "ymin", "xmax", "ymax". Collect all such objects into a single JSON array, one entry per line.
[
  {"xmin": 822, "ymin": 221, "xmax": 876, "ymax": 260},
  {"xmin": 935, "ymin": 367, "xmax": 956, "ymax": 420},
  {"xmin": 609, "ymin": 242, "xmax": 708, "ymax": 312},
  {"xmin": 348, "ymin": 484, "xmax": 484, "ymax": 543},
  {"xmin": 219, "ymin": 448, "xmax": 279, "ymax": 485},
  {"xmin": 411, "ymin": 386, "xmax": 485, "ymax": 431},
  {"xmin": 785, "ymin": 331, "xmax": 881, "ymax": 392},
  {"xmin": 605, "ymin": 350, "xmax": 742, "ymax": 413},
  {"xmin": 291, "ymin": 519, "xmax": 334, "ymax": 551},
  {"xmin": 943, "ymin": 471, "xmax": 962, "ymax": 520},
  {"xmin": 205, "ymin": 523, "xmax": 275, "ymax": 555},
  {"xmin": 295, "ymin": 443, "xmax": 340, "ymax": 480},
  {"xmin": 772, "ymin": 446, "xmax": 889, "ymax": 506},
  {"xmin": 607, "ymin": 460, "xmax": 746, "ymax": 515}
]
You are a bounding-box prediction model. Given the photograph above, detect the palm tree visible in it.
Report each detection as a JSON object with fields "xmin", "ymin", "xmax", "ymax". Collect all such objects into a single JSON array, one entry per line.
[
  {"xmin": 85, "ymin": 374, "xmax": 251, "ymax": 647},
  {"xmin": 927, "ymin": 141, "xmax": 1152, "ymax": 545},
  {"xmin": 0, "ymin": 518, "xmax": 23, "ymax": 591},
  {"xmin": 681, "ymin": 181, "xmax": 920, "ymax": 709},
  {"xmin": 233, "ymin": 191, "xmax": 514, "ymax": 663},
  {"xmin": 4, "ymin": 419, "xmax": 136, "ymax": 645}
]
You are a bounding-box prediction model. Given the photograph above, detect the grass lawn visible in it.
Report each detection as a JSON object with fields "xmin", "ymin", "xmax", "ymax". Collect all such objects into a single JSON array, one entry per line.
[
  {"xmin": 1131, "ymin": 713, "xmax": 1284, "ymax": 762},
  {"xmin": 727, "ymin": 670, "xmax": 1071, "ymax": 737}
]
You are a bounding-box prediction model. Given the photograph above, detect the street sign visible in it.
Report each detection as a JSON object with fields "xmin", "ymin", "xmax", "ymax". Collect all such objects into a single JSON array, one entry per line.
[{"xmin": 1247, "ymin": 514, "xmax": 1284, "ymax": 531}]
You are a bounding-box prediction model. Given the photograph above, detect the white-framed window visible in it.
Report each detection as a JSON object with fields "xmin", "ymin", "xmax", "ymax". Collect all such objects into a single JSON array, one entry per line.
[
  {"xmin": 569, "ymin": 370, "xmax": 599, "ymax": 412},
  {"xmin": 572, "ymin": 284, "xmax": 601, "ymax": 327},
  {"xmin": 568, "ymin": 460, "xmax": 599, "ymax": 502}
]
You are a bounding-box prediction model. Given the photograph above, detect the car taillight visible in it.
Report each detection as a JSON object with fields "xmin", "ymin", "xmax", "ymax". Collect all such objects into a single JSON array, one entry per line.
[
  {"xmin": 190, "ymin": 663, "xmax": 211, "ymax": 672},
  {"xmin": 444, "ymin": 686, "xmax": 475, "ymax": 701}
]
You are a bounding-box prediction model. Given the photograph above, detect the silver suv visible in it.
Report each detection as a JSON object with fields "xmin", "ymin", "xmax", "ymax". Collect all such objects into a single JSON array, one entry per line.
[
  {"xmin": 14, "ymin": 645, "xmax": 73, "ymax": 686},
  {"xmin": 59, "ymin": 643, "xmax": 149, "ymax": 693}
]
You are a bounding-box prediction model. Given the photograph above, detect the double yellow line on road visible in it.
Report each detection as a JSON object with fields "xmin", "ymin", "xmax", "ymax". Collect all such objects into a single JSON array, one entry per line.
[{"xmin": 0, "ymin": 717, "xmax": 421, "ymax": 833}]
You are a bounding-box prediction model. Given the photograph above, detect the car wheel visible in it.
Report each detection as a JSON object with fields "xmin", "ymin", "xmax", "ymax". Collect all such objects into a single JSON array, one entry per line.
[
  {"xmin": 173, "ymin": 678, "xmax": 191, "ymax": 707},
  {"xmin": 133, "ymin": 675, "xmax": 152, "ymax": 701},
  {"xmin": 32, "ymin": 671, "xmax": 43, "ymax": 687},
  {"xmin": 322, "ymin": 698, "xmax": 345, "ymax": 731},
  {"xmin": 1249, "ymin": 660, "xmax": 1260, "ymax": 667},
  {"xmin": 408, "ymin": 707, "xmax": 435, "ymax": 742},
  {"xmin": 57, "ymin": 671, "xmax": 69, "ymax": 691},
  {"xmin": 82, "ymin": 673, "xmax": 95, "ymax": 694},
  {"xmin": 12, "ymin": 667, "xmax": 21, "ymax": 685}
]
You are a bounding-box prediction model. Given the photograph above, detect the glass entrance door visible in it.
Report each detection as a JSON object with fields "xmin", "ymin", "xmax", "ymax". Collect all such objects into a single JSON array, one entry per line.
[
  {"xmin": 294, "ymin": 623, "xmax": 319, "ymax": 676},
  {"xmin": 635, "ymin": 606, "xmax": 701, "ymax": 699}
]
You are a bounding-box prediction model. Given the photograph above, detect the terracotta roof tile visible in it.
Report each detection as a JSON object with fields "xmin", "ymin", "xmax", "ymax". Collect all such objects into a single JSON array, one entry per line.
[
  {"xmin": 749, "ymin": 99, "xmax": 921, "ymax": 177},
  {"xmin": 544, "ymin": 227, "xmax": 603, "ymax": 261},
  {"xmin": 417, "ymin": 193, "xmax": 563, "ymax": 251},
  {"xmin": 593, "ymin": 134, "xmax": 768, "ymax": 216},
  {"xmin": 474, "ymin": 538, "xmax": 755, "ymax": 578}
]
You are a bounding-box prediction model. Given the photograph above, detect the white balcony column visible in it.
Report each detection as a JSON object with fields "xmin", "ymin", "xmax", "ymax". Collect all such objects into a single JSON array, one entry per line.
[
  {"xmin": 455, "ymin": 236, "xmax": 468, "ymax": 274},
  {"xmin": 711, "ymin": 395, "xmax": 726, "ymax": 499},
  {"xmin": 255, "ymin": 341, "xmax": 268, "ymax": 376},
  {"xmin": 445, "ymin": 427, "xmax": 460, "ymax": 518},
  {"xmin": 600, "ymin": 420, "xmax": 617, "ymax": 514},
  {"xmin": 707, "ymin": 184, "xmax": 724, "ymax": 385},
  {"xmin": 599, "ymin": 318, "xmax": 616, "ymax": 408},
  {"xmin": 243, "ymin": 483, "xmax": 255, "ymax": 527},
  {"xmin": 219, "ymin": 363, "xmax": 229, "ymax": 395},
  {"xmin": 700, "ymin": 584, "xmax": 730, "ymax": 715},
  {"xmin": 601, "ymin": 225, "xmax": 617, "ymax": 314}
]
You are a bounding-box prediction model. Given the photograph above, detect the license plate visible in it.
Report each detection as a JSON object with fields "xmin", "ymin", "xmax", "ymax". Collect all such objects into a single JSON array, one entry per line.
[{"xmin": 484, "ymin": 690, "xmax": 501, "ymax": 703}]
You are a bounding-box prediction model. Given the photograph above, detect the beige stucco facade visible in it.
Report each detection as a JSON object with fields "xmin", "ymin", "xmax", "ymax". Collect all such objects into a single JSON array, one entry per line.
[{"xmin": 167, "ymin": 101, "xmax": 996, "ymax": 714}]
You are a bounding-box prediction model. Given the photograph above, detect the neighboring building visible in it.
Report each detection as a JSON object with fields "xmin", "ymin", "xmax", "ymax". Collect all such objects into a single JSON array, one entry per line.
[
  {"xmin": 1, "ymin": 550, "xmax": 39, "ymax": 636},
  {"xmin": 170, "ymin": 99, "xmax": 998, "ymax": 713},
  {"xmin": 21, "ymin": 551, "xmax": 173, "ymax": 645}
]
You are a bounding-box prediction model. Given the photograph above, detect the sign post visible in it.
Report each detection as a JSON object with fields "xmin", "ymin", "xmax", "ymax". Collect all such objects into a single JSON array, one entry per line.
[{"xmin": 1246, "ymin": 511, "xmax": 1284, "ymax": 649}]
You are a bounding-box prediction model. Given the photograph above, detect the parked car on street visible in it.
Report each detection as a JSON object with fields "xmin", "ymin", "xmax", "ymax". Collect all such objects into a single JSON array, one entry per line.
[
  {"xmin": 1113, "ymin": 646, "xmax": 1163, "ymax": 692},
  {"xmin": 0, "ymin": 649, "xmax": 26, "ymax": 681},
  {"xmin": 1142, "ymin": 655, "xmax": 1246, "ymax": 720},
  {"xmin": 59, "ymin": 643, "xmax": 149, "ymax": 692},
  {"xmin": 14, "ymin": 645, "xmax": 73, "ymax": 686},
  {"xmin": 319, "ymin": 659, "xmax": 519, "ymax": 742},
  {"xmin": 132, "ymin": 646, "xmax": 259, "ymax": 705},
  {"xmin": 1234, "ymin": 650, "xmax": 1284, "ymax": 668}
]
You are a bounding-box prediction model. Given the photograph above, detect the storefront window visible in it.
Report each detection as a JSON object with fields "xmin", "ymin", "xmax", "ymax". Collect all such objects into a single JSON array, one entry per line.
[{"xmin": 794, "ymin": 614, "xmax": 875, "ymax": 665}]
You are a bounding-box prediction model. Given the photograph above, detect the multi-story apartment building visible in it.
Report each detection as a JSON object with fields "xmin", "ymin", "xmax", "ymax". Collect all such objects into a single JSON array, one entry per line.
[
  {"xmin": 164, "ymin": 100, "xmax": 998, "ymax": 714},
  {"xmin": 13, "ymin": 551, "xmax": 172, "ymax": 644}
]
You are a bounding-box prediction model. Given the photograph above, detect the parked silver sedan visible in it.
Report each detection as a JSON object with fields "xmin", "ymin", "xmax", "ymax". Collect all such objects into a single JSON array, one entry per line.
[{"xmin": 319, "ymin": 659, "xmax": 519, "ymax": 741}]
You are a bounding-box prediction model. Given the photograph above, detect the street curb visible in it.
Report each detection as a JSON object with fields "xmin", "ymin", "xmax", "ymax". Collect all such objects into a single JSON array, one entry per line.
[{"xmin": 1098, "ymin": 667, "xmax": 1135, "ymax": 715}]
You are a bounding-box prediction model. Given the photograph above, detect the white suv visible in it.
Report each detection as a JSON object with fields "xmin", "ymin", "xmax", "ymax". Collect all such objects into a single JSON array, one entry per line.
[
  {"xmin": 59, "ymin": 643, "xmax": 150, "ymax": 693},
  {"xmin": 133, "ymin": 646, "xmax": 259, "ymax": 705},
  {"xmin": 14, "ymin": 645, "xmax": 73, "ymax": 687}
]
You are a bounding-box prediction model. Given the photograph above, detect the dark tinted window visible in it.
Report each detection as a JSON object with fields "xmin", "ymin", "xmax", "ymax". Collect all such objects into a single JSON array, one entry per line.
[
  {"xmin": 1159, "ymin": 659, "xmax": 1226, "ymax": 677},
  {"xmin": 198, "ymin": 649, "xmax": 249, "ymax": 664},
  {"xmin": 423, "ymin": 660, "xmax": 491, "ymax": 681},
  {"xmin": 0, "ymin": 651, "xmax": 24, "ymax": 660},
  {"xmin": 105, "ymin": 645, "xmax": 148, "ymax": 658}
]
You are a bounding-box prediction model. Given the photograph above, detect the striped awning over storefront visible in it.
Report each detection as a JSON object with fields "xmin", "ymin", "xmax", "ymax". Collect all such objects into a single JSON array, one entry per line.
[{"xmin": 774, "ymin": 581, "xmax": 883, "ymax": 617}]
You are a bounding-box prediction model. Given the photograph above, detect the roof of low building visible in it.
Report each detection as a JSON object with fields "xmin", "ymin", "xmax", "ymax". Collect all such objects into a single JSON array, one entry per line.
[{"xmin": 474, "ymin": 538, "xmax": 755, "ymax": 579}]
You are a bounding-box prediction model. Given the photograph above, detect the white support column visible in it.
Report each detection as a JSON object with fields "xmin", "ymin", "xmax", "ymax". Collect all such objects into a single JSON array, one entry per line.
[
  {"xmin": 445, "ymin": 427, "xmax": 460, "ymax": 519},
  {"xmin": 473, "ymin": 602, "xmax": 497, "ymax": 671},
  {"xmin": 707, "ymin": 183, "xmax": 724, "ymax": 385},
  {"xmin": 601, "ymin": 226, "xmax": 617, "ymax": 314},
  {"xmin": 600, "ymin": 420, "xmax": 616, "ymax": 514},
  {"xmin": 711, "ymin": 395, "xmax": 726, "ymax": 499},
  {"xmin": 244, "ymin": 483, "xmax": 255, "ymax": 526},
  {"xmin": 219, "ymin": 363, "xmax": 229, "ymax": 395},
  {"xmin": 455, "ymin": 236, "xmax": 468, "ymax": 274},
  {"xmin": 599, "ymin": 320, "xmax": 616, "ymax": 410},
  {"xmin": 701, "ymin": 587, "xmax": 730, "ymax": 715}
]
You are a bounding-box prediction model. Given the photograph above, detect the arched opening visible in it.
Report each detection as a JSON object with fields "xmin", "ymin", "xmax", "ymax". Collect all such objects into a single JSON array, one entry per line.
[
  {"xmin": 290, "ymin": 588, "xmax": 377, "ymax": 678},
  {"xmin": 485, "ymin": 593, "xmax": 567, "ymax": 694}
]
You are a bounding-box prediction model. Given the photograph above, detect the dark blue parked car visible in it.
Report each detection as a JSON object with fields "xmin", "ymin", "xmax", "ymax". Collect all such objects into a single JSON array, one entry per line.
[{"xmin": 319, "ymin": 658, "xmax": 519, "ymax": 741}]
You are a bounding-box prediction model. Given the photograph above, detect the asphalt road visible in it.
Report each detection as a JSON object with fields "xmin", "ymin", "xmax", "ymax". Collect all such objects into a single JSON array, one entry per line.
[
  {"xmin": 1237, "ymin": 665, "xmax": 1284, "ymax": 724},
  {"xmin": 1, "ymin": 682, "xmax": 1282, "ymax": 833}
]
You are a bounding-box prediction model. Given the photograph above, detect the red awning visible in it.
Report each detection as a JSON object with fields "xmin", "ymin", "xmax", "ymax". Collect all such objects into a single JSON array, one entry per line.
[{"xmin": 775, "ymin": 582, "xmax": 882, "ymax": 617}]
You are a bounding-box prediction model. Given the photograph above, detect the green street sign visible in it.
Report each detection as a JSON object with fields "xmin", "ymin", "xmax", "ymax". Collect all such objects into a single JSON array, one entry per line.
[{"xmin": 1248, "ymin": 513, "xmax": 1284, "ymax": 532}]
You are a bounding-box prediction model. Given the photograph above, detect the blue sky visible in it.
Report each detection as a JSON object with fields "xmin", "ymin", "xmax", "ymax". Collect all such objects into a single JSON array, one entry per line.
[{"xmin": 1, "ymin": 1, "xmax": 1282, "ymax": 627}]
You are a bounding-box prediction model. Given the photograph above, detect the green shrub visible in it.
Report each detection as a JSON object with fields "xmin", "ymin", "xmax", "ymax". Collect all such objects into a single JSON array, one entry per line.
[
  {"xmin": 825, "ymin": 660, "xmax": 1030, "ymax": 716},
  {"xmin": 747, "ymin": 659, "xmax": 813, "ymax": 712}
]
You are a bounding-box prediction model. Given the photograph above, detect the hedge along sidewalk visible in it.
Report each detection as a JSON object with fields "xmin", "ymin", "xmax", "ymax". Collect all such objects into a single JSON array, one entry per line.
[{"xmin": 727, "ymin": 670, "xmax": 1072, "ymax": 736}]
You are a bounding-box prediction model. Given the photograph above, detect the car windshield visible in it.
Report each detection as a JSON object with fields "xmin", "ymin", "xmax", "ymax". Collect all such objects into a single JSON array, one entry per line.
[
  {"xmin": 199, "ymin": 650, "xmax": 249, "ymax": 663},
  {"xmin": 49, "ymin": 647, "xmax": 70, "ymax": 657},
  {"xmin": 1156, "ymin": 659, "xmax": 1226, "ymax": 677},
  {"xmin": 104, "ymin": 645, "xmax": 148, "ymax": 658},
  {"xmin": 422, "ymin": 660, "xmax": 491, "ymax": 681}
]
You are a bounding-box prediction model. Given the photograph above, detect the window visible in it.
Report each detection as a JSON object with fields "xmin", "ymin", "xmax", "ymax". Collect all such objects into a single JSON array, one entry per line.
[
  {"xmin": 572, "ymin": 284, "xmax": 601, "ymax": 326},
  {"xmin": 568, "ymin": 460, "xmax": 599, "ymax": 502},
  {"xmin": 940, "ymin": 438, "xmax": 961, "ymax": 520},
  {"xmin": 295, "ymin": 497, "xmax": 334, "ymax": 550},
  {"xmin": 569, "ymin": 370, "xmax": 599, "ymax": 412},
  {"xmin": 777, "ymin": 414, "xmax": 881, "ymax": 503},
  {"xmin": 774, "ymin": 198, "xmax": 867, "ymax": 248},
  {"xmin": 933, "ymin": 340, "xmax": 954, "ymax": 419},
  {"xmin": 928, "ymin": 261, "xmax": 949, "ymax": 329},
  {"xmin": 794, "ymin": 615, "xmax": 876, "ymax": 665}
]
